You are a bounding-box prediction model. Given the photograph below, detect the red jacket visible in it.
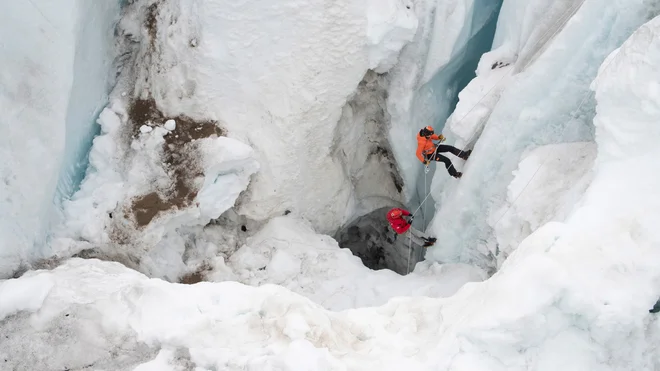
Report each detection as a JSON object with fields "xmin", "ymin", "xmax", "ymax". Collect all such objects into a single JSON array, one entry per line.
[{"xmin": 386, "ymin": 208, "xmax": 411, "ymax": 234}]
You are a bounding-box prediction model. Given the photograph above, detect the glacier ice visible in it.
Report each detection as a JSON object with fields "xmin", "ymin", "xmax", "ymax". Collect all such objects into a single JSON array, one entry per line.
[
  {"xmin": 428, "ymin": 0, "xmax": 660, "ymax": 271},
  {"xmin": 0, "ymin": 0, "xmax": 120, "ymax": 278},
  {"xmin": 387, "ymin": 0, "xmax": 503, "ymax": 208},
  {"xmin": 3, "ymin": 0, "xmax": 660, "ymax": 370}
]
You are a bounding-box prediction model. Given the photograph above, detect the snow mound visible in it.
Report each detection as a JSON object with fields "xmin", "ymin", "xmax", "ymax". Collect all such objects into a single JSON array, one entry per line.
[{"xmin": 204, "ymin": 216, "xmax": 486, "ymax": 310}]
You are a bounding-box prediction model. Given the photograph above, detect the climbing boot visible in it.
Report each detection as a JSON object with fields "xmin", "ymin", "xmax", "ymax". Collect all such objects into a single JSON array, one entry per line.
[
  {"xmin": 460, "ymin": 150, "xmax": 472, "ymax": 160},
  {"xmin": 425, "ymin": 237, "xmax": 437, "ymax": 244},
  {"xmin": 453, "ymin": 172, "xmax": 463, "ymax": 179},
  {"xmin": 423, "ymin": 240, "xmax": 435, "ymax": 247}
]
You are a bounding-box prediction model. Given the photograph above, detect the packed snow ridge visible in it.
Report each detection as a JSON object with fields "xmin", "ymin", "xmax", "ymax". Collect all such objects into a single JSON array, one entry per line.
[{"xmin": 3, "ymin": 0, "xmax": 660, "ymax": 370}]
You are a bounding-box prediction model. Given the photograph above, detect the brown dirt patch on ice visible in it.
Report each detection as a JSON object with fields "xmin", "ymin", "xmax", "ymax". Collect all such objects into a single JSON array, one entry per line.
[{"xmin": 124, "ymin": 98, "xmax": 224, "ymax": 228}]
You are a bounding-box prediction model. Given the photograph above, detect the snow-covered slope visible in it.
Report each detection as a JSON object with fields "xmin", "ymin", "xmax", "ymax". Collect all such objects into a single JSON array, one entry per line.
[
  {"xmin": 428, "ymin": 0, "xmax": 660, "ymax": 270},
  {"xmin": 0, "ymin": 0, "xmax": 119, "ymax": 278},
  {"xmin": 3, "ymin": 13, "xmax": 660, "ymax": 370}
]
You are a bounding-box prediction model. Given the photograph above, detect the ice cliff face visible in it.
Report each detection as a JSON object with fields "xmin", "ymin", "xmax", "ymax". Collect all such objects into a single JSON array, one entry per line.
[
  {"xmin": 428, "ymin": 0, "xmax": 660, "ymax": 272},
  {"xmin": 0, "ymin": 0, "xmax": 120, "ymax": 278}
]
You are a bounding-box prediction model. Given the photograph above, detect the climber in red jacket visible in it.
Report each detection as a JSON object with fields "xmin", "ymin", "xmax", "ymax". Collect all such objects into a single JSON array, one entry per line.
[{"xmin": 386, "ymin": 208, "xmax": 436, "ymax": 247}]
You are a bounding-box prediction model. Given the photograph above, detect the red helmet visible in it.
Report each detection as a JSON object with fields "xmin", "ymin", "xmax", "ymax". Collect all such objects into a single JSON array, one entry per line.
[{"xmin": 389, "ymin": 209, "xmax": 403, "ymax": 218}]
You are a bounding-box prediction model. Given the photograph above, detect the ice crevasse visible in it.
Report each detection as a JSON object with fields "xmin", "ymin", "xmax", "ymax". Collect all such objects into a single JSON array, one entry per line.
[
  {"xmin": 427, "ymin": 0, "xmax": 660, "ymax": 271},
  {"xmin": 2, "ymin": 9, "xmax": 660, "ymax": 371}
]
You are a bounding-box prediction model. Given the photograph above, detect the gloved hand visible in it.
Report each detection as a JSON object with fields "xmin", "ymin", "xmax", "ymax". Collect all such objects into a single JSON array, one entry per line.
[
  {"xmin": 406, "ymin": 215, "xmax": 414, "ymax": 223},
  {"xmin": 438, "ymin": 134, "xmax": 446, "ymax": 142}
]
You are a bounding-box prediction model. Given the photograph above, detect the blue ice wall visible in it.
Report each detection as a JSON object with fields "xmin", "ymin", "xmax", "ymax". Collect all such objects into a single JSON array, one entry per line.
[
  {"xmin": 409, "ymin": 0, "xmax": 503, "ymax": 230},
  {"xmin": 428, "ymin": 0, "xmax": 660, "ymax": 271},
  {"xmin": 0, "ymin": 0, "xmax": 120, "ymax": 278},
  {"xmin": 55, "ymin": 1, "xmax": 122, "ymax": 207}
]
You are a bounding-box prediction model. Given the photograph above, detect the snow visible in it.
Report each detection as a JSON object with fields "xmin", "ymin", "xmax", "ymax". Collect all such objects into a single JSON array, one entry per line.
[
  {"xmin": 139, "ymin": 125, "xmax": 153, "ymax": 134},
  {"xmin": 52, "ymin": 103, "xmax": 259, "ymax": 280},
  {"xmin": 367, "ymin": 0, "xmax": 418, "ymax": 73},
  {"xmin": 133, "ymin": 350, "xmax": 180, "ymax": 371},
  {"xmin": 164, "ymin": 119, "xmax": 176, "ymax": 131},
  {"xmin": 121, "ymin": 0, "xmax": 418, "ymax": 233},
  {"xmin": 428, "ymin": 0, "xmax": 660, "ymax": 270},
  {"xmin": 492, "ymin": 142, "xmax": 596, "ymax": 263},
  {"xmin": 0, "ymin": 274, "xmax": 53, "ymax": 321},
  {"xmin": 4, "ymin": 0, "xmax": 660, "ymax": 369},
  {"xmin": 204, "ymin": 216, "xmax": 486, "ymax": 310},
  {"xmin": 0, "ymin": 0, "xmax": 119, "ymax": 278}
]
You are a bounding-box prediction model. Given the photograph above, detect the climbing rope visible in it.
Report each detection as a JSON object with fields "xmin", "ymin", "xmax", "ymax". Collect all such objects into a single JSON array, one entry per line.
[
  {"xmin": 409, "ymin": 0, "xmax": 590, "ymax": 220},
  {"xmin": 404, "ymin": 1, "xmax": 593, "ymax": 274}
]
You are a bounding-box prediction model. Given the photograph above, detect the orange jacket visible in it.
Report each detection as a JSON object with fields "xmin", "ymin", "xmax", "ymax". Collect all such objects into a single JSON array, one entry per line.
[{"xmin": 416, "ymin": 133, "xmax": 441, "ymax": 162}]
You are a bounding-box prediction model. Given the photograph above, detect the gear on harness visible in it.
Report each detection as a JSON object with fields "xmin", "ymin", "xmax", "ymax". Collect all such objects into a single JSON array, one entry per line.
[{"xmin": 416, "ymin": 127, "xmax": 472, "ymax": 178}]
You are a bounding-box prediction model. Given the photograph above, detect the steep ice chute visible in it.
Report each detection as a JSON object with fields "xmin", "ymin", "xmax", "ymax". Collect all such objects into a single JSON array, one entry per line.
[
  {"xmin": 387, "ymin": 0, "xmax": 502, "ymax": 208},
  {"xmin": 333, "ymin": 0, "xmax": 501, "ymax": 272},
  {"xmin": 428, "ymin": 0, "xmax": 660, "ymax": 271},
  {"xmin": 0, "ymin": 0, "xmax": 120, "ymax": 278},
  {"xmin": 444, "ymin": 0, "xmax": 590, "ymax": 146}
]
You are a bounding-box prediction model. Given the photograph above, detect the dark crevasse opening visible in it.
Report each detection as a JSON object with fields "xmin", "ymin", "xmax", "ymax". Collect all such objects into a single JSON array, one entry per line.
[{"xmin": 337, "ymin": 1, "xmax": 503, "ymax": 275}]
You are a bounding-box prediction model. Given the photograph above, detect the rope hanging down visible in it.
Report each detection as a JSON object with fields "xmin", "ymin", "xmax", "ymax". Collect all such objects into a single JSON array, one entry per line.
[
  {"xmin": 407, "ymin": 3, "xmax": 592, "ymax": 274},
  {"xmin": 409, "ymin": 0, "xmax": 589, "ymax": 221},
  {"xmin": 407, "ymin": 15, "xmax": 633, "ymax": 274}
]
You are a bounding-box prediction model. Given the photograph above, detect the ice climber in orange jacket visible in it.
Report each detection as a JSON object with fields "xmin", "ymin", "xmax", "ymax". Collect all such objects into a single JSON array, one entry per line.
[{"xmin": 416, "ymin": 126, "xmax": 471, "ymax": 179}]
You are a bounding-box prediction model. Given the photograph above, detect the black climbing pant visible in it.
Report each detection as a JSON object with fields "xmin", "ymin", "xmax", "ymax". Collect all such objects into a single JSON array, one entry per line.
[{"xmin": 425, "ymin": 145, "xmax": 467, "ymax": 177}]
